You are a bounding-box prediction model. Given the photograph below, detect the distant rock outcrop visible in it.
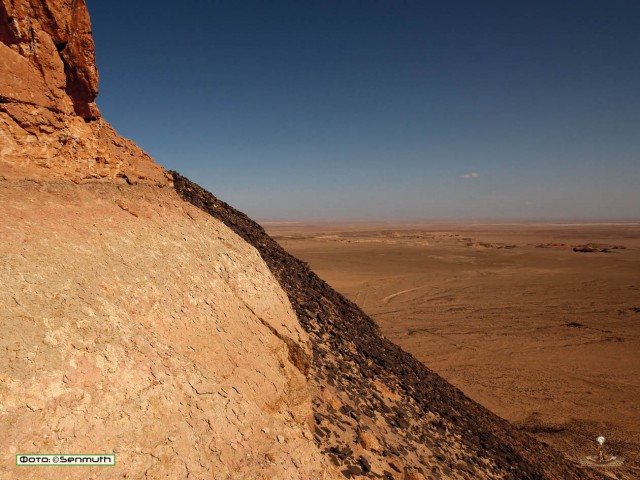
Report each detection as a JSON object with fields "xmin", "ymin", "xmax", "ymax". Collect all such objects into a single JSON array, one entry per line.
[
  {"xmin": 536, "ymin": 243, "xmax": 571, "ymax": 249},
  {"xmin": 573, "ymin": 243, "xmax": 626, "ymax": 253}
]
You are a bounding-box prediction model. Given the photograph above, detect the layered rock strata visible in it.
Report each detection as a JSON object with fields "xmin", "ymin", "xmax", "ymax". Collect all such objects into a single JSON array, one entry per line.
[{"xmin": 0, "ymin": 0, "xmax": 166, "ymax": 183}]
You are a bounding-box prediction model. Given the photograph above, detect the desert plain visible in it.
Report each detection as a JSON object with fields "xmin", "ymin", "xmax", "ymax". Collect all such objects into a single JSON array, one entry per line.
[{"xmin": 267, "ymin": 222, "xmax": 640, "ymax": 476}]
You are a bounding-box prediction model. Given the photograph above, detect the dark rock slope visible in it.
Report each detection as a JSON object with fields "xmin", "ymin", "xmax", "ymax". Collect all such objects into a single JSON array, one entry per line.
[{"xmin": 173, "ymin": 172, "xmax": 603, "ymax": 480}]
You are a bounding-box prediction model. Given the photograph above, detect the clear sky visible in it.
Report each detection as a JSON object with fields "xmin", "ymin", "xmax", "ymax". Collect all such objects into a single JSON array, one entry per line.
[{"xmin": 89, "ymin": 1, "xmax": 639, "ymax": 221}]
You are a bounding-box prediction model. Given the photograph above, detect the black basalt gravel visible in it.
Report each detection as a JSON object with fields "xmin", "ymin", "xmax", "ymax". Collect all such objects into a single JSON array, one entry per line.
[{"xmin": 172, "ymin": 171, "xmax": 605, "ymax": 480}]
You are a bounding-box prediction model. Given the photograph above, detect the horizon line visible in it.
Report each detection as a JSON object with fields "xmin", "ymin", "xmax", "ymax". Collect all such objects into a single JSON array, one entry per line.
[{"xmin": 258, "ymin": 218, "xmax": 640, "ymax": 226}]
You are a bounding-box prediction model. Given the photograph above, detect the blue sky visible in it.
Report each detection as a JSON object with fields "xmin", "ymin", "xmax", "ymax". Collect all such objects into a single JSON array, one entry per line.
[{"xmin": 89, "ymin": 1, "xmax": 639, "ymax": 220}]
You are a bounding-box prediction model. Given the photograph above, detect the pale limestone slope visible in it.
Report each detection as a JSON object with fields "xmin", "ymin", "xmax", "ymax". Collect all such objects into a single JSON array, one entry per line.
[{"xmin": 0, "ymin": 180, "xmax": 338, "ymax": 479}]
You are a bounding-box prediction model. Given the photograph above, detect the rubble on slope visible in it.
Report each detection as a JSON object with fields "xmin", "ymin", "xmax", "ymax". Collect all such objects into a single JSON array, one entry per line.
[{"xmin": 173, "ymin": 172, "xmax": 606, "ymax": 480}]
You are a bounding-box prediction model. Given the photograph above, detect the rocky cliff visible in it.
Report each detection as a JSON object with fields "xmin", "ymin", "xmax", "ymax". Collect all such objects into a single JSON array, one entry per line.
[
  {"xmin": 173, "ymin": 174, "xmax": 608, "ymax": 480},
  {"xmin": 0, "ymin": 0, "xmax": 166, "ymax": 183},
  {"xmin": 0, "ymin": 1, "xmax": 607, "ymax": 479},
  {"xmin": 0, "ymin": 1, "xmax": 334, "ymax": 478}
]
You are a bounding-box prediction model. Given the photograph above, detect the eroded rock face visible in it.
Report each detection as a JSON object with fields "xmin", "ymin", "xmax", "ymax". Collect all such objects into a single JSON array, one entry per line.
[
  {"xmin": 0, "ymin": 2, "xmax": 338, "ymax": 475},
  {"xmin": 173, "ymin": 172, "xmax": 607, "ymax": 480},
  {"xmin": 0, "ymin": 1, "xmax": 610, "ymax": 479},
  {"xmin": 0, "ymin": 181, "xmax": 337, "ymax": 479},
  {"xmin": 0, "ymin": 0, "xmax": 167, "ymax": 183},
  {"xmin": 0, "ymin": 0, "xmax": 98, "ymax": 118}
]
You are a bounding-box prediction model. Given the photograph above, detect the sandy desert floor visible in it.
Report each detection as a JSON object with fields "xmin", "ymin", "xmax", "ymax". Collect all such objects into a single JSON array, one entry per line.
[{"xmin": 266, "ymin": 222, "xmax": 640, "ymax": 477}]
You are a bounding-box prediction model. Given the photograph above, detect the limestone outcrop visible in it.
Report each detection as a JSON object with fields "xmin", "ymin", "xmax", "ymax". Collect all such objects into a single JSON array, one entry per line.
[{"xmin": 0, "ymin": 181, "xmax": 335, "ymax": 479}]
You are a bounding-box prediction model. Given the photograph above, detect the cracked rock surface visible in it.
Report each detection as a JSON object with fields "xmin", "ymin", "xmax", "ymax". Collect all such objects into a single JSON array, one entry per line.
[
  {"xmin": 174, "ymin": 172, "xmax": 606, "ymax": 480},
  {"xmin": 0, "ymin": 180, "xmax": 337, "ymax": 479},
  {"xmin": 1, "ymin": 3, "xmax": 337, "ymax": 478},
  {"xmin": 0, "ymin": 1, "xmax": 609, "ymax": 478}
]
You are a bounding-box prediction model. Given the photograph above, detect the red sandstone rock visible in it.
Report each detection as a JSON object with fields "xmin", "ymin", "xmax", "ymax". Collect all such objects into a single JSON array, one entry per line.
[
  {"xmin": 0, "ymin": 0, "xmax": 167, "ymax": 184},
  {"xmin": 0, "ymin": 0, "xmax": 97, "ymax": 117},
  {"xmin": 358, "ymin": 431, "xmax": 381, "ymax": 453}
]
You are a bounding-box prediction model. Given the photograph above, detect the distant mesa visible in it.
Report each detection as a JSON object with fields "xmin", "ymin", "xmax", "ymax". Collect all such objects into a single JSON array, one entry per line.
[
  {"xmin": 466, "ymin": 241, "xmax": 517, "ymax": 249},
  {"xmin": 536, "ymin": 242, "xmax": 571, "ymax": 249},
  {"xmin": 573, "ymin": 243, "xmax": 626, "ymax": 253},
  {"xmin": 535, "ymin": 243, "xmax": 627, "ymax": 252}
]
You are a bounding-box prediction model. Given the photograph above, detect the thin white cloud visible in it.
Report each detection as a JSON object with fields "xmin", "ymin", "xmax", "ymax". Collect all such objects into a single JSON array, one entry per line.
[{"xmin": 462, "ymin": 172, "xmax": 480, "ymax": 179}]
